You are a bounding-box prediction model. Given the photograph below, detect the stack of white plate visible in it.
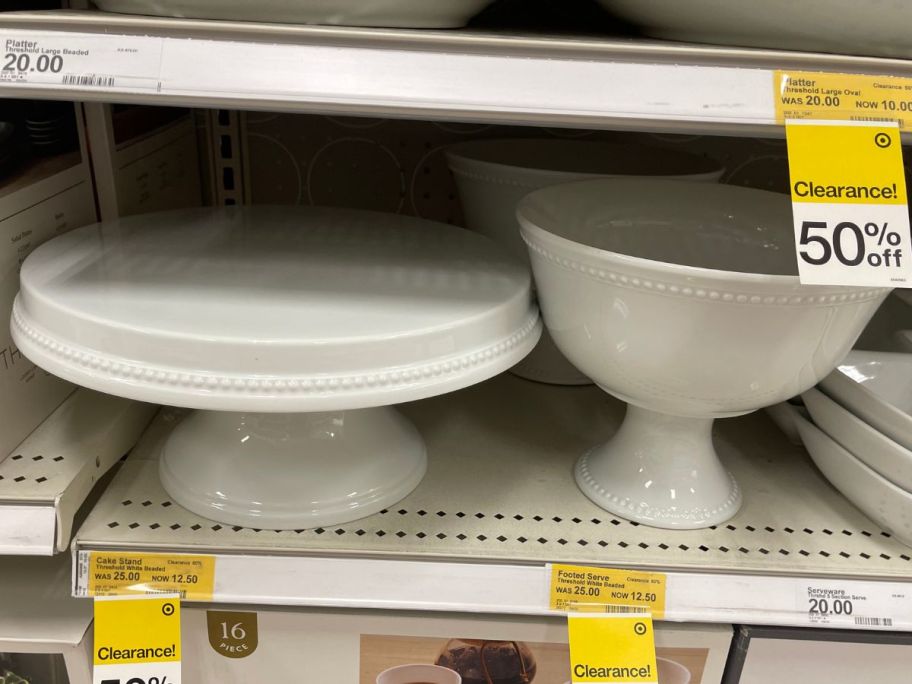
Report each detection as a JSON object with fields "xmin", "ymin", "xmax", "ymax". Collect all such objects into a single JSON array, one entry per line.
[{"xmin": 791, "ymin": 350, "xmax": 912, "ymax": 546}]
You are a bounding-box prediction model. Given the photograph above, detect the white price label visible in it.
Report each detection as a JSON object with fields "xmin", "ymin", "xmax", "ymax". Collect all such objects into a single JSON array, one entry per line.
[
  {"xmin": 1, "ymin": 32, "xmax": 163, "ymax": 90},
  {"xmin": 797, "ymin": 580, "xmax": 912, "ymax": 629},
  {"xmin": 786, "ymin": 120, "xmax": 912, "ymax": 288}
]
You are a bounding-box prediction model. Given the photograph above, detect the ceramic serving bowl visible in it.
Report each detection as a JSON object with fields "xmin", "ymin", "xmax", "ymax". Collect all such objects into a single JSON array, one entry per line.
[
  {"xmin": 596, "ymin": 0, "xmax": 912, "ymax": 59},
  {"xmin": 94, "ymin": 0, "xmax": 492, "ymax": 27},
  {"xmin": 793, "ymin": 409, "xmax": 912, "ymax": 548},
  {"xmin": 803, "ymin": 387, "xmax": 912, "ymax": 492},
  {"xmin": 446, "ymin": 139, "xmax": 723, "ymax": 385},
  {"xmin": 518, "ymin": 178, "xmax": 890, "ymax": 529},
  {"xmin": 819, "ymin": 351, "xmax": 912, "ymax": 450}
]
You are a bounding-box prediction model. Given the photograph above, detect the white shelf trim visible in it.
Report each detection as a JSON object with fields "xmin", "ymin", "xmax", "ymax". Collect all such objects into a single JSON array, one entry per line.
[
  {"xmin": 0, "ymin": 27, "xmax": 775, "ymax": 129},
  {"xmin": 72, "ymin": 550, "xmax": 912, "ymax": 630}
]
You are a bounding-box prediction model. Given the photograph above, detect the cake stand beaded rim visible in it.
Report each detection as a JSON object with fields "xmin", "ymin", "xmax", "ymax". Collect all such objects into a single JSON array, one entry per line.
[{"xmin": 12, "ymin": 297, "xmax": 541, "ymax": 408}]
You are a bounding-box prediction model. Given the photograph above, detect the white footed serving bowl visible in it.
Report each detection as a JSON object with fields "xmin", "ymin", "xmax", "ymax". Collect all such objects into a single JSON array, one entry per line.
[
  {"xmin": 518, "ymin": 178, "xmax": 890, "ymax": 529},
  {"xmin": 93, "ymin": 0, "xmax": 492, "ymax": 27},
  {"xmin": 12, "ymin": 206, "xmax": 539, "ymax": 530},
  {"xmin": 446, "ymin": 139, "xmax": 723, "ymax": 385}
]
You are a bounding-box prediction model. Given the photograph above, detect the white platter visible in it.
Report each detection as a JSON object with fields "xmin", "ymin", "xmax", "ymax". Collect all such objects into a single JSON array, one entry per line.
[
  {"xmin": 803, "ymin": 387, "xmax": 912, "ymax": 493},
  {"xmin": 819, "ymin": 351, "xmax": 912, "ymax": 451},
  {"xmin": 12, "ymin": 206, "xmax": 539, "ymax": 529},
  {"xmin": 793, "ymin": 408, "xmax": 912, "ymax": 548},
  {"xmin": 92, "ymin": 0, "xmax": 493, "ymax": 27},
  {"xmin": 596, "ymin": 0, "xmax": 912, "ymax": 59}
]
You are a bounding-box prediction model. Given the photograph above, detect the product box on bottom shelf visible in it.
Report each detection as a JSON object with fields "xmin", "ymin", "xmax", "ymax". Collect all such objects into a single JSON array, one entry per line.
[
  {"xmin": 0, "ymin": 554, "xmax": 92, "ymax": 684},
  {"xmin": 181, "ymin": 606, "xmax": 731, "ymax": 684},
  {"xmin": 723, "ymin": 625, "xmax": 912, "ymax": 684},
  {"xmin": 0, "ymin": 100, "xmax": 95, "ymax": 461}
]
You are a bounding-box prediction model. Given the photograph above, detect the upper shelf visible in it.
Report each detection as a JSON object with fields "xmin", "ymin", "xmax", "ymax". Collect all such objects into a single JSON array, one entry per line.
[{"xmin": 3, "ymin": 10, "xmax": 912, "ymax": 134}]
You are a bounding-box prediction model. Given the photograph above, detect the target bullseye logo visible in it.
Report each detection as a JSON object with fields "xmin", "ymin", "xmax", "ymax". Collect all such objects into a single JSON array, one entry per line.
[
  {"xmin": 874, "ymin": 132, "xmax": 892, "ymax": 148},
  {"xmin": 634, "ymin": 621, "xmax": 647, "ymax": 635}
]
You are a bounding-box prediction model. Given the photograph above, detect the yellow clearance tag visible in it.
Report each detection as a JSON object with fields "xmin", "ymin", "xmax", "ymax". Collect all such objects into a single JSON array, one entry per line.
[
  {"xmin": 549, "ymin": 564, "xmax": 666, "ymax": 618},
  {"xmin": 88, "ymin": 551, "xmax": 215, "ymax": 600},
  {"xmin": 568, "ymin": 613, "xmax": 658, "ymax": 684},
  {"xmin": 93, "ymin": 594, "xmax": 181, "ymax": 684},
  {"xmin": 785, "ymin": 120, "xmax": 911, "ymax": 287},
  {"xmin": 775, "ymin": 70, "xmax": 912, "ymax": 129}
]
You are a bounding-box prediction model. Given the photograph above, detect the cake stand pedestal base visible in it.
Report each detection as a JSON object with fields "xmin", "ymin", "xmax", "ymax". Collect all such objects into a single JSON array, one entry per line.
[{"xmin": 159, "ymin": 407, "xmax": 426, "ymax": 530}]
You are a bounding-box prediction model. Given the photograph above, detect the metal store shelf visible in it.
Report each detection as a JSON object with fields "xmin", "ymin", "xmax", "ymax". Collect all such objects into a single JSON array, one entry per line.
[
  {"xmin": 0, "ymin": 389, "xmax": 156, "ymax": 555},
  {"xmin": 2, "ymin": 11, "xmax": 912, "ymax": 133},
  {"xmin": 73, "ymin": 374, "xmax": 912, "ymax": 629}
]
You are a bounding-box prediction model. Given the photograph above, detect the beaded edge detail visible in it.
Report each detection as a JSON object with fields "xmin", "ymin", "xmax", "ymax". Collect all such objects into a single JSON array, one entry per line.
[
  {"xmin": 449, "ymin": 165, "xmax": 543, "ymax": 190},
  {"xmin": 576, "ymin": 452, "xmax": 742, "ymax": 522},
  {"xmin": 12, "ymin": 302, "xmax": 540, "ymax": 396},
  {"xmin": 523, "ymin": 237, "xmax": 888, "ymax": 306}
]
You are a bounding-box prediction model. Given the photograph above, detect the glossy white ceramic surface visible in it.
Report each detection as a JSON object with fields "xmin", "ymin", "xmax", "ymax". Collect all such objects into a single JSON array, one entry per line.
[
  {"xmin": 794, "ymin": 409, "xmax": 912, "ymax": 548},
  {"xmin": 803, "ymin": 387, "xmax": 912, "ymax": 492},
  {"xmin": 819, "ymin": 351, "xmax": 912, "ymax": 451},
  {"xmin": 93, "ymin": 0, "xmax": 492, "ymax": 27},
  {"xmin": 446, "ymin": 139, "xmax": 723, "ymax": 385},
  {"xmin": 596, "ymin": 0, "xmax": 912, "ymax": 59},
  {"xmin": 159, "ymin": 407, "xmax": 426, "ymax": 529},
  {"xmin": 12, "ymin": 206, "xmax": 540, "ymax": 412},
  {"xmin": 13, "ymin": 205, "xmax": 539, "ymax": 530},
  {"xmin": 519, "ymin": 178, "xmax": 890, "ymax": 529}
]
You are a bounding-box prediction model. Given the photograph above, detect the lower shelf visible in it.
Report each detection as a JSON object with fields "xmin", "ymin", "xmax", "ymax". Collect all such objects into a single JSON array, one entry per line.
[{"xmin": 73, "ymin": 373, "xmax": 912, "ymax": 628}]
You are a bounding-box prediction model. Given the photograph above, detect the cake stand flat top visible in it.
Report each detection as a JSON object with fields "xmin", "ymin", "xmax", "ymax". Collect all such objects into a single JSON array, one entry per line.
[{"xmin": 13, "ymin": 206, "xmax": 539, "ymax": 411}]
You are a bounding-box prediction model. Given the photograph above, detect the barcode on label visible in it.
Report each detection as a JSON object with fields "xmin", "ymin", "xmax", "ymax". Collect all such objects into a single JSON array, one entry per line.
[
  {"xmin": 568, "ymin": 603, "xmax": 650, "ymax": 614},
  {"xmin": 62, "ymin": 74, "xmax": 115, "ymax": 87},
  {"xmin": 854, "ymin": 617, "xmax": 893, "ymax": 627}
]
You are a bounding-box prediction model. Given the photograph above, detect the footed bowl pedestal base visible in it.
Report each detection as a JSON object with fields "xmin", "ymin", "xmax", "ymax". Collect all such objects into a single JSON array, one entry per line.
[
  {"xmin": 159, "ymin": 407, "xmax": 427, "ymax": 530},
  {"xmin": 574, "ymin": 405, "xmax": 742, "ymax": 529}
]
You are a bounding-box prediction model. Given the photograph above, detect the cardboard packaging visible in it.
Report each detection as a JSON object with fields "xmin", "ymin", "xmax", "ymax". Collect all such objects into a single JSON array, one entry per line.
[
  {"xmin": 0, "ymin": 554, "xmax": 92, "ymax": 684},
  {"xmin": 182, "ymin": 606, "xmax": 732, "ymax": 684},
  {"xmin": 0, "ymin": 100, "xmax": 95, "ymax": 460}
]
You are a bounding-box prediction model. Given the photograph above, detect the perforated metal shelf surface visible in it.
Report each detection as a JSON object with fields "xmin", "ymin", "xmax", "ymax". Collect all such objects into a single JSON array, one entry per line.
[
  {"xmin": 0, "ymin": 389, "xmax": 156, "ymax": 555},
  {"xmin": 73, "ymin": 374, "xmax": 912, "ymax": 625}
]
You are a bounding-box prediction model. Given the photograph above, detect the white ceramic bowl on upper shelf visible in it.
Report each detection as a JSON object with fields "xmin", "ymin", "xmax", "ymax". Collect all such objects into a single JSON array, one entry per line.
[
  {"xmin": 518, "ymin": 178, "xmax": 890, "ymax": 529},
  {"xmin": 596, "ymin": 0, "xmax": 912, "ymax": 59},
  {"xmin": 446, "ymin": 138, "xmax": 723, "ymax": 385}
]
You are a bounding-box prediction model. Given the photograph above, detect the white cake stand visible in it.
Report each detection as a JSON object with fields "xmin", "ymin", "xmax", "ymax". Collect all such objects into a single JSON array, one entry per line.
[{"xmin": 12, "ymin": 206, "xmax": 540, "ymax": 529}]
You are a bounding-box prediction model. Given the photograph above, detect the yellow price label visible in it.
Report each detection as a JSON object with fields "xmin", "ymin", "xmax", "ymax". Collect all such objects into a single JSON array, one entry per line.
[
  {"xmin": 87, "ymin": 551, "xmax": 215, "ymax": 600},
  {"xmin": 94, "ymin": 594, "xmax": 181, "ymax": 666},
  {"xmin": 785, "ymin": 121, "xmax": 907, "ymax": 206},
  {"xmin": 568, "ymin": 613, "xmax": 658, "ymax": 683},
  {"xmin": 784, "ymin": 119, "xmax": 911, "ymax": 287},
  {"xmin": 549, "ymin": 564, "xmax": 666, "ymax": 618},
  {"xmin": 775, "ymin": 70, "xmax": 912, "ymax": 129}
]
